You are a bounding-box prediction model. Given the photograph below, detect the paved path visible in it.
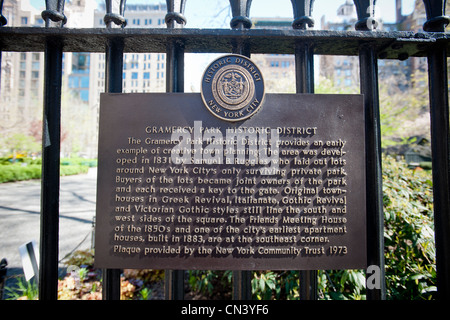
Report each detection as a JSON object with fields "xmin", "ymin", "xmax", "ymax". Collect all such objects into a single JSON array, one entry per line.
[{"xmin": 0, "ymin": 168, "xmax": 97, "ymax": 270}]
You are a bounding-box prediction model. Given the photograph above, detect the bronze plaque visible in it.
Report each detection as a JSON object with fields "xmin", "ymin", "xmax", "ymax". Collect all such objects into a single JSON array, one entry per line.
[{"xmin": 94, "ymin": 93, "xmax": 366, "ymax": 270}]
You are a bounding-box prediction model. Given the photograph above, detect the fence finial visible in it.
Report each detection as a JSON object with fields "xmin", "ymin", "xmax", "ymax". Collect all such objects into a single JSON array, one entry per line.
[
  {"xmin": 0, "ymin": 0, "xmax": 7, "ymax": 27},
  {"xmin": 104, "ymin": 0, "xmax": 127, "ymax": 28},
  {"xmin": 229, "ymin": 0, "xmax": 252, "ymax": 29},
  {"xmin": 291, "ymin": 0, "xmax": 315, "ymax": 30},
  {"xmin": 41, "ymin": 0, "xmax": 67, "ymax": 27},
  {"xmin": 422, "ymin": 0, "xmax": 450, "ymax": 32},
  {"xmin": 353, "ymin": 0, "xmax": 378, "ymax": 31},
  {"xmin": 165, "ymin": 0, "xmax": 187, "ymax": 28}
]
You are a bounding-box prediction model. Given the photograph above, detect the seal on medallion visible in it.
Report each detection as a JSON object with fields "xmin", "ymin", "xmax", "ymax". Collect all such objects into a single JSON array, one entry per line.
[{"xmin": 201, "ymin": 54, "xmax": 265, "ymax": 122}]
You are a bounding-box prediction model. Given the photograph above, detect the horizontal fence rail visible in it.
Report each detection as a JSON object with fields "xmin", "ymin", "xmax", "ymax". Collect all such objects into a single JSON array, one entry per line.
[
  {"xmin": 1, "ymin": 0, "xmax": 450, "ymax": 301},
  {"xmin": 0, "ymin": 27, "xmax": 448, "ymax": 57}
]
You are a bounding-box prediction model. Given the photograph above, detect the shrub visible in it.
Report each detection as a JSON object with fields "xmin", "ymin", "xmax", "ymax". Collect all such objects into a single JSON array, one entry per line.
[
  {"xmin": 188, "ymin": 270, "xmax": 232, "ymax": 299},
  {"xmin": 60, "ymin": 165, "xmax": 89, "ymax": 176},
  {"xmin": 382, "ymin": 156, "xmax": 436, "ymax": 299},
  {"xmin": 0, "ymin": 164, "xmax": 42, "ymax": 182},
  {"xmin": 0, "ymin": 162, "xmax": 91, "ymax": 183}
]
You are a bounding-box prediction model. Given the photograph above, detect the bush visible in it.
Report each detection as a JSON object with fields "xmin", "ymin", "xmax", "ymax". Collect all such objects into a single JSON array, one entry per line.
[
  {"xmin": 60, "ymin": 165, "xmax": 89, "ymax": 176},
  {"xmin": 382, "ymin": 156, "xmax": 436, "ymax": 299},
  {"xmin": 188, "ymin": 270, "xmax": 232, "ymax": 299},
  {"xmin": 61, "ymin": 158, "xmax": 97, "ymax": 167},
  {"xmin": 0, "ymin": 164, "xmax": 42, "ymax": 182}
]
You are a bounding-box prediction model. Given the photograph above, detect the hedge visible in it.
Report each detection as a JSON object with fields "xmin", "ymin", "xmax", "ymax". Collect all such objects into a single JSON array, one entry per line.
[{"xmin": 0, "ymin": 164, "xmax": 90, "ymax": 183}]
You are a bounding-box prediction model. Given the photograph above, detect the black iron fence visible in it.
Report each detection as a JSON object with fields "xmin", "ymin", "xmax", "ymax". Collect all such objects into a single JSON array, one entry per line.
[{"xmin": 0, "ymin": 0, "xmax": 449, "ymax": 300}]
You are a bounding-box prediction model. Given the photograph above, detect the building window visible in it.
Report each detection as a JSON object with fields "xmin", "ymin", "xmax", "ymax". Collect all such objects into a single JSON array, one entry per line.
[
  {"xmin": 132, "ymin": 72, "xmax": 138, "ymax": 80},
  {"xmin": 21, "ymin": 17, "xmax": 28, "ymax": 25}
]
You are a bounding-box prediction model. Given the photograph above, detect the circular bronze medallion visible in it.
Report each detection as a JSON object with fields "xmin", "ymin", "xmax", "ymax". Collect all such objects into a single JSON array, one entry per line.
[{"xmin": 201, "ymin": 54, "xmax": 265, "ymax": 122}]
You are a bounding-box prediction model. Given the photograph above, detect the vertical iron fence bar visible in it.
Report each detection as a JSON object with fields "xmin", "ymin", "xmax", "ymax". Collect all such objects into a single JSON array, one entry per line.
[
  {"xmin": 102, "ymin": 0, "xmax": 127, "ymax": 300},
  {"xmin": 292, "ymin": 0, "xmax": 317, "ymax": 300},
  {"xmin": 232, "ymin": 271, "xmax": 252, "ymax": 300},
  {"xmin": 354, "ymin": 0, "xmax": 386, "ymax": 300},
  {"xmin": 359, "ymin": 45, "xmax": 385, "ymax": 300},
  {"xmin": 427, "ymin": 39, "xmax": 450, "ymax": 301},
  {"xmin": 102, "ymin": 38, "xmax": 124, "ymax": 300},
  {"xmin": 230, "ymin": 0, "xmax": 252, "ymax": 300},
  {"xmin": 422, "ymin": 0, "xmax": 450, "ymax": 300},
  {"xmin": 40, "ymin": 36, "xmax": 63, "ymax": 301},
  {"xmin": 294, "ymin": 42, "xmax": 314, "ymax": 95},
  {"xmin": 165, "ymin": 39, "xmax": 184, "ymax": 93},
  {"xmin": 230, "ymin": 0, "xmax": 251, "ymax": 56},
  {"xmin": 164, "ymin": 0, "xmax": 186, "ymax": 300},
  {"xmin": 39, "ymin": 0, "xmax": 66, "ymax": 300}
]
